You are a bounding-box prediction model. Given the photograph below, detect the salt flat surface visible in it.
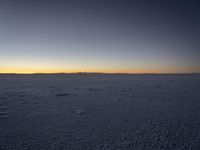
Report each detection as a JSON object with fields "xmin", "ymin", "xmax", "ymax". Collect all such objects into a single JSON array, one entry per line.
[{"xmin": 0, "ymin": 74, "xmax": 200, "ymax": 150}]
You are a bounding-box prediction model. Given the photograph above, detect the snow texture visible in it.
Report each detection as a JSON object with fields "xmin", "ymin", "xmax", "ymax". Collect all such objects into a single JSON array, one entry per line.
[{"xmin": 0, "ymin": 74, "xmax": 200, "ymax": 150}]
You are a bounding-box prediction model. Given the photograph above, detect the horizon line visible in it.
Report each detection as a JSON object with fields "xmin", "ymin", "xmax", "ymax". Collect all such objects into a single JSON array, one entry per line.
[{"xmin": 0, "ymin": 72, "xmax": 199, "ymax": 75}]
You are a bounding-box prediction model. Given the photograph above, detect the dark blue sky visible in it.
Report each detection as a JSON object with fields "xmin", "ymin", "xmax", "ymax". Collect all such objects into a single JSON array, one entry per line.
[{"xmin": 0, "ymin": 0, "xmax": 199, "ymax": 73}]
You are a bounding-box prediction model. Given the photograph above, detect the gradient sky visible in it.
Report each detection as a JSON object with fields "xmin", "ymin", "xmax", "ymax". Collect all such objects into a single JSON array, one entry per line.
[{"xmin": 0, "ymin": 0, "xmax": 200, "ymax": 73}]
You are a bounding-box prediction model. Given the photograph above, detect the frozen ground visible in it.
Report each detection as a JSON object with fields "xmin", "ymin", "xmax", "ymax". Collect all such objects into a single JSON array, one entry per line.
[{"xmin": 0, "ymin": 74, "xmax": 200, "ymax": 150}]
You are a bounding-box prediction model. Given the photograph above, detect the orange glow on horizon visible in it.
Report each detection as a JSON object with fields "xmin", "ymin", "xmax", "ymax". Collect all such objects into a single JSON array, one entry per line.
[{"xmin": 0, "ymin": 65, "xmax": 199, "ymax": 74}]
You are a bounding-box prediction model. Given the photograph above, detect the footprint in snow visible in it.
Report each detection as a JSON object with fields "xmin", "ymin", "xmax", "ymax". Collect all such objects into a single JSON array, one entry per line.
[
  {"xmin": 0, "ymin": 111, "xmax": 7, "ymax": 119},
  {"xmin": 87, "ymin": 88, "xmax": 99, "ymax": 92},
  {"xmin": 74, "ymin": 109, "xmax": 86, "ymax": 115},
  {"xmin": 55, "ymin": 93, "xmax": 71, "ymax": 97}
]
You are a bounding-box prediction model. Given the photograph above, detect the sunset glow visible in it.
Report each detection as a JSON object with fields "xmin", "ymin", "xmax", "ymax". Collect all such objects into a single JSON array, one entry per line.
[{"xmin": 0, "ymin": 0, "xmax": 199, "ymax": 74}]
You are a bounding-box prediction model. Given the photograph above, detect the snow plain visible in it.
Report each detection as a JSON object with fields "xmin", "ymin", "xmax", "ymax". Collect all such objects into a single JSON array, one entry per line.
[{"xmin": 0, "ymin": 74, "xmax": 200, "ymax": 150}]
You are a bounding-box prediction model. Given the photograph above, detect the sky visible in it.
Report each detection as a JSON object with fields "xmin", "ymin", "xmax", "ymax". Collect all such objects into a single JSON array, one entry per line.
[{"xmin": 0, "ymin": 0, "xmax": 200, "ymax": 73}]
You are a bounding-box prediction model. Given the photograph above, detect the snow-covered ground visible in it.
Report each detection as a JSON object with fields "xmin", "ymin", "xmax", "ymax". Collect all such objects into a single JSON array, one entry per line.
[{"xmin": 0, "ymin": 74, "xmax": 200, "ymax": 150}]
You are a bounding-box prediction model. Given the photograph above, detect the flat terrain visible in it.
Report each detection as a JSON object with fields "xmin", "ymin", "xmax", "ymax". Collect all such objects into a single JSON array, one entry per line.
[{"xmin": 0, "ymin": 74, "xmax": 200, "ymax": 150}]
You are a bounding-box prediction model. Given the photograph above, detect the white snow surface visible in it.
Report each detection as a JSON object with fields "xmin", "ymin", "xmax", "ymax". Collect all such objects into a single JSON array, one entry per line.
[{"xmin": 0, "ymin": 74, "xmax": 200, "ymax": 149}]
